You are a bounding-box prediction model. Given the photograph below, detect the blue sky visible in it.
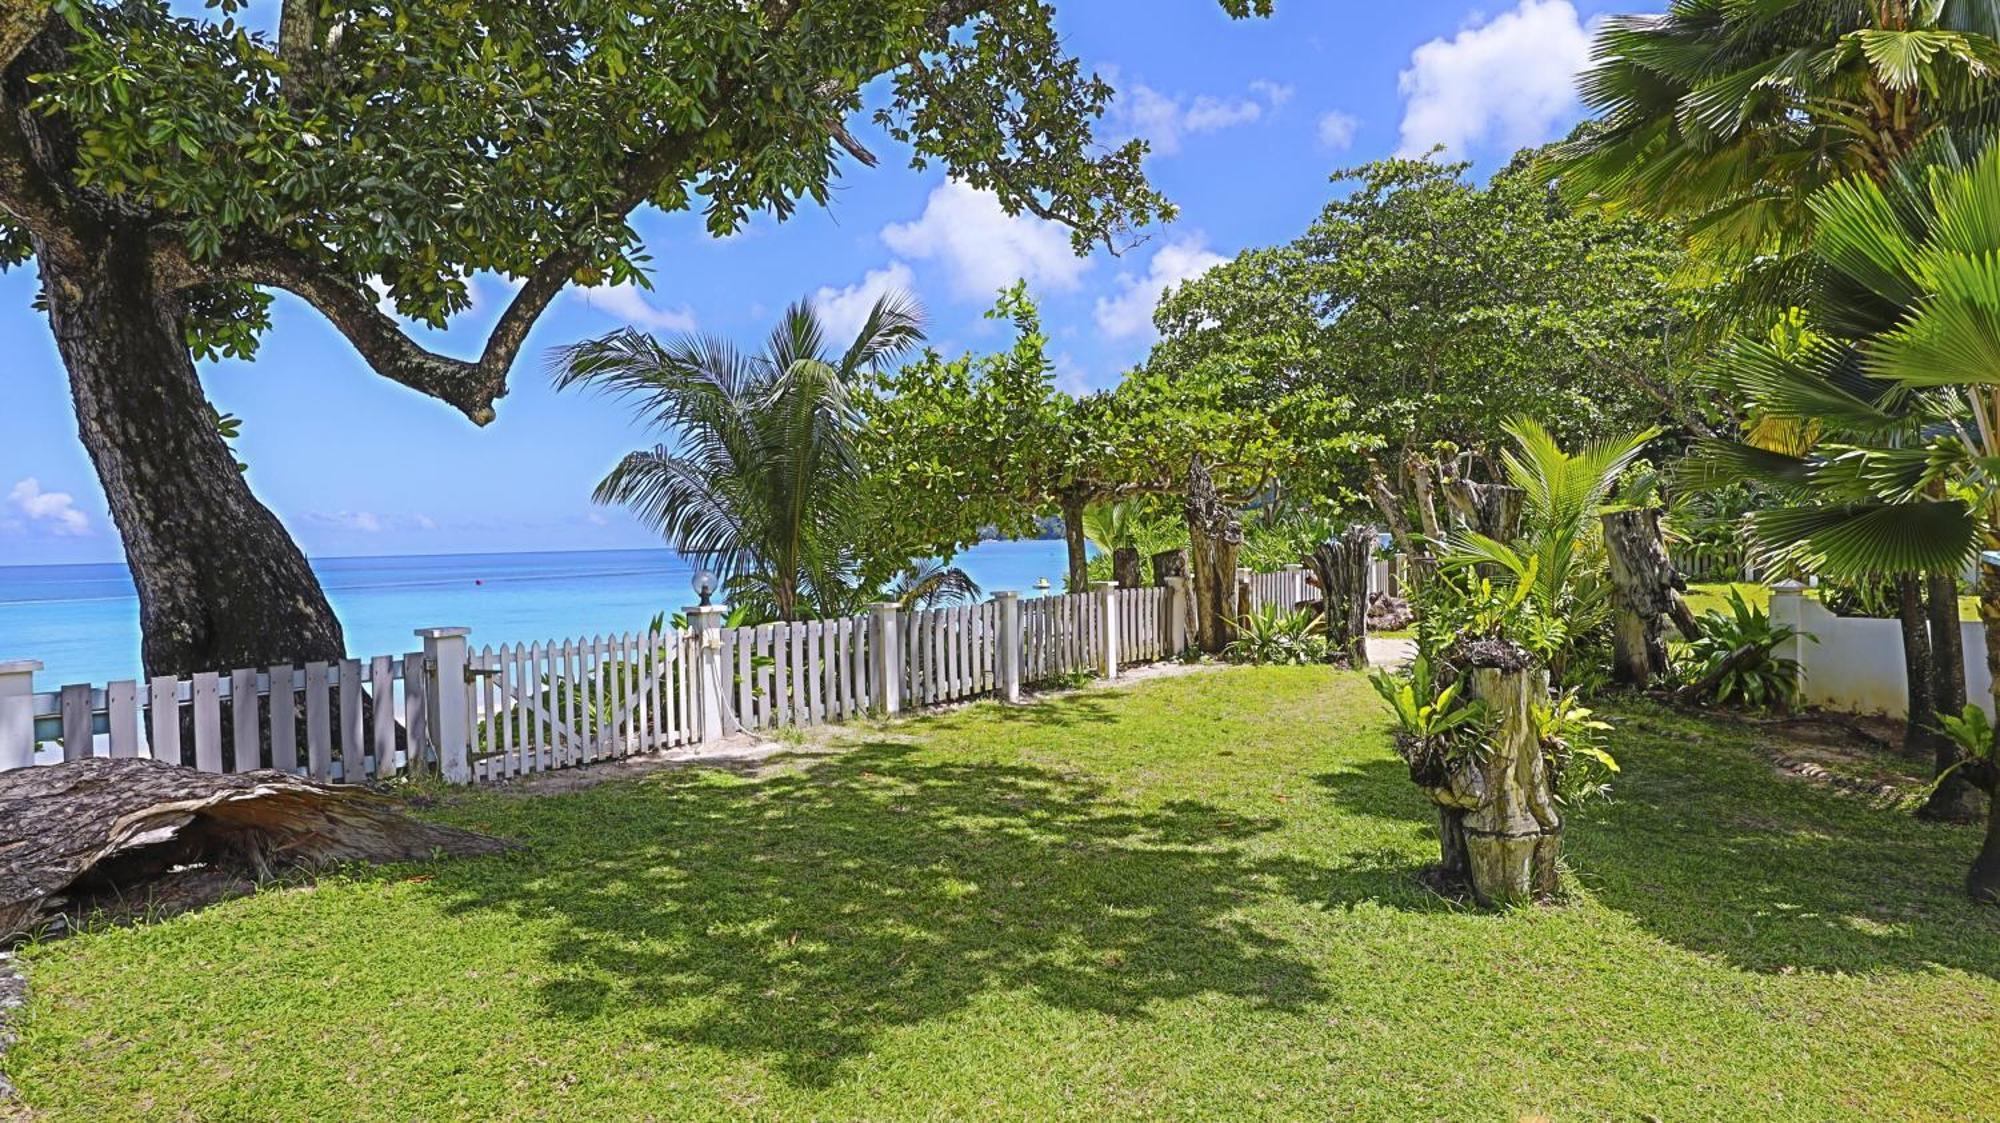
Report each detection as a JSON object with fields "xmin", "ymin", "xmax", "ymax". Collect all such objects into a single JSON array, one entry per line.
[{"xmin": 0, "ymin": 0, "xmax": 1647, "ymax": 566}]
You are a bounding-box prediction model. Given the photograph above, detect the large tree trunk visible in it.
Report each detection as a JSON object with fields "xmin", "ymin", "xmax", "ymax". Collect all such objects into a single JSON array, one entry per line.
[
  {"xmin": 1919, "ymin": 569, "xmax": 1983, "ymax": 822},
  {"xmin": 39, "ymin": 230, "xmax": 346, "ymax": 684},
  {"xmin": 1443, "ymin": 479, "xmax": 1525, "ymax": 542},
  {"xmin": 1, "ymin": 757, "xmax": 508, "ymax": 941},
  {"xmin": 1184, "ymin": 457, "xmax": 1242, "ymax": 654},
  {"xmin": 1601, "ymin": 508, "xmax": 1696, "ymax": 689},
  {"xmin": 1058, "ymin": 491, "xmax": 1089, "ymax": 593}
]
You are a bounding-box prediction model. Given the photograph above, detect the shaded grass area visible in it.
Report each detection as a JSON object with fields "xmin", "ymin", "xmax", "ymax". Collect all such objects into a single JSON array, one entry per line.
[{"xmin": 9, "ymin": 669, "xmax": 2000, "ymax": 1120}]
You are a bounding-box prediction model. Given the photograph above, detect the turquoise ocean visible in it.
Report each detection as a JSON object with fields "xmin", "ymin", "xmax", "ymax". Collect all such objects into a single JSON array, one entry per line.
[{"xmin": 0, "ymin": 540, "xmax": 1073, "ymax": 688}]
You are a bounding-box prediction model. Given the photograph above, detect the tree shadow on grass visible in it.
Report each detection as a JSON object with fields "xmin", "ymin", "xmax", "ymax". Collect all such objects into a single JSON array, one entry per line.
[
  {"xmin": 415, "ymin": 739, "xmax": 1326, "ymax": 1087},
  {"xmin": 1315, "ymin": 712, "xmax": 2000, "ymax": 979}
]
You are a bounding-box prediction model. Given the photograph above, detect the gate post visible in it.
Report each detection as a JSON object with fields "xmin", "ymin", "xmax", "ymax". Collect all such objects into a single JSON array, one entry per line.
[
  {"xmin": 869, "ymin": 602, "xmax": 902, "ymax": 716},
  {"xmin": 0, "ymin": 659, "xmax": 40, "ymax": 771},
  {"xmin": 1163, "ymin": 576, "xmax": 1191, "ymax": 654},
  {"xmin": 995, "ymin": 591, "xmax": 1023, "ymax": 703},
  {"xmin": 416, "ymin": 627, "xmax": 471, "ymax": 784},
  {"xmin": 686, "ymin": 605, "xmax": 728, "ymax": 744},
  {"xmin": 1095, "ymin": 580, "xmax": 1120, "ymax": 680}
]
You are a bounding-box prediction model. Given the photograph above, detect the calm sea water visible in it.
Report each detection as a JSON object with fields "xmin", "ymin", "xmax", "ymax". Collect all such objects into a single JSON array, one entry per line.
[{"xmin": 0, "ymin": 541, "xmax": 1072, "ymax": 687}]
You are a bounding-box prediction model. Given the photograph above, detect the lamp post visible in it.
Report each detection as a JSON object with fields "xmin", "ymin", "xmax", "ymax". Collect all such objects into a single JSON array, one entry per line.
[{"xmin": 693, "ymin": 569, "xmax": 716, "ymax": 608}]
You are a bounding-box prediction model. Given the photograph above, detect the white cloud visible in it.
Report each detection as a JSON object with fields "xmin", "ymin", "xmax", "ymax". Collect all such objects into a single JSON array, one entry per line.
[
  {"xmin": 6, "ymin": 478, "xmax": 89, "ymax": 536},
  {"xmin": 573, "ymin": 281, "xmax": 699, "ymax": 333},
  {"xmin": 1395, "ymin": 0, "xmax": 1594, "ymax": 159},
  {"xmin": 412, "ymin": 514, "xmax": 439, "ymax": 531},
  {"xmin": 882, "ymin": 181, "xmax": 1089, "ymax": 299},
  {"xmin": 1249, "ymin": 80, "xmax": 1295, "ymax": 108},
  {"xmin": 1052, "ymin": 352, "xmax": 1097, "ymax": 398},
  {"xmin": 1317, "ymin": 111, "xmax": 1360, "ymax": 151},
  {"xmin": 1111, "ymin": 78, "xmax": 1290, "ymax": 157},
  {"xmin": 1093, "ymin": 237, "xmax": 1229, "ymax": 340},
  {"xmin": 812, "ymin": 261, "xmax": 918, "ymax": 345}
]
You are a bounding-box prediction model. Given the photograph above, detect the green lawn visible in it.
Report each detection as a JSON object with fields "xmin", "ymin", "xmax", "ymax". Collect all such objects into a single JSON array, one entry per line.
[
  {"xmin": 9, "ymin": 667, "xmax": 2000, "ymax": 1120},
  {"xmin": 1686, "ymin": 580, "xmax": 1983, "ymax": 622}
]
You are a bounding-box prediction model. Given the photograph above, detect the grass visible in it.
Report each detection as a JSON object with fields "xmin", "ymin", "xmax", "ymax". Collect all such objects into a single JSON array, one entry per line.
[
  {"xmin": 8, "ymin": 667, "xmax": 2000, "ymax": 1120},
  {"xmin": 1686, "ymin": 581, "xmax": 1982, "ymax": 622}
]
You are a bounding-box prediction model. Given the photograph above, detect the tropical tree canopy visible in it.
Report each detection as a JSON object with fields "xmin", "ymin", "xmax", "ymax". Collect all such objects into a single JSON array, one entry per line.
[{"xmin": 1549, "ymin": 0, "xmax": 2000, "ymax": 271}]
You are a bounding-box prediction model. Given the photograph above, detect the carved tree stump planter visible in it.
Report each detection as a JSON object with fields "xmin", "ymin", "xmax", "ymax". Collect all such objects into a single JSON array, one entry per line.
[
  {"xmin": 0, "ymin": 757, "xmax": 511, "ymax": 941},
  {"xmin": 1304, "ymin": 526, "xmax": 1374, "ymax": 668},
  {"xmin": 1419, "ymin": 641, "xmax": 1561, "ymax": 907}
]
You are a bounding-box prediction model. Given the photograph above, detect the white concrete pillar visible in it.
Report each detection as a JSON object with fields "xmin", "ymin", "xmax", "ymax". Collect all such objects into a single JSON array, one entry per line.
[
  {"xmin": 415, "ymin": 627, "xmax": 471, "ymax": 784},
  {"xmin": 1164, "ymin": 575, "xmax": 1191, "ymax": 654},
  {"xmin": 0, "ymin": 659, "xmax": 41, "ymax": 772},
  {"xmin": 1769, "ymin": 582, "xmax": 1808, "ymax": 689},
  {"xmin": 685, "ymin": 605, "xmax": 728, "ymax": 743},
  {"xmin": 869, "ymin": 602, "xmax": 902, "ymax": 716},
  {"xmin": 995, "ymin": 591, "xmax": 1023, "ymax": 703},
  {"xmin": 1095, "ymin": 579, "xmax": 1120, "ymax": 680}
]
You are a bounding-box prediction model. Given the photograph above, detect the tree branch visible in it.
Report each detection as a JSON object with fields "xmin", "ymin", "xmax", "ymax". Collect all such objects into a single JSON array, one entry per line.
[{"xmin": 0, "ymin": 0, "xmax": 51, "ymax": 72}]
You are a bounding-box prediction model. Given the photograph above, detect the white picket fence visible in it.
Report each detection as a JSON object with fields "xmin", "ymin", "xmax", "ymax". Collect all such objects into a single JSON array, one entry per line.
[{"xmin": 1, "ymin": 565, "xmax": 1336, "ymax": 786}]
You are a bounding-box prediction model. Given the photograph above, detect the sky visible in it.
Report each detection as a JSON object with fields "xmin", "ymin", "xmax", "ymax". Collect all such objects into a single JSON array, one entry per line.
[{"xmin": 0, "ymin": 0, "xmax": 1651, "ymax": 567}]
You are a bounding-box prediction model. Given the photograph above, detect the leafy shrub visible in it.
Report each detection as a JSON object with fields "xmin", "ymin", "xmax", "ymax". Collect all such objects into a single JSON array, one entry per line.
[
  {"xmin": 1535, "ymin": 689, "xmax": 1618, "ymax": 805},
  {"xmin": 1677, "ymin": 589, "xmax": 1805, "ymax": 710},
  {"xmin": 1225, "ymin": 604, "xmax": 1333, "ymax": 665},
  {"xmin": 1240, "ymin": 512, "xmax": 1347, "ymax": 573},
  {"xmin": 1369, "ymin": 655, "xmax": 1487, "ymax": 788}
]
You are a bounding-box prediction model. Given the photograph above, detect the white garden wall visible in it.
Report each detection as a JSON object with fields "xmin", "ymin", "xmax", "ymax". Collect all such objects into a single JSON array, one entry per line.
[{"xmin": 1770, "ymin": 585, "xmax": 1994, "ymax": 720}]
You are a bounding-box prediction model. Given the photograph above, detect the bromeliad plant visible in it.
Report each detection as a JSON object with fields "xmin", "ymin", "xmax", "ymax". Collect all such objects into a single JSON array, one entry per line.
[
  {"xmin": 1226, "ymin": 604, "xmax": 1332, "ymax": 666},
  {"xmin": 1369, "ymin": 655, "xmax": 1488, "ymax": 790},
  {"xmin": 1676, "ymin": 589, "xmax": 1807, "ymax": 711}
]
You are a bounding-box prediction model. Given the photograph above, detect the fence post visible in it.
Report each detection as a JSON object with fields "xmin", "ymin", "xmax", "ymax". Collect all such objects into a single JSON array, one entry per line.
[
  {"xmin": 869, "ymin": 601, "xmax": 902, "ymax": 716},
  {"xmin": 1164, "ymin": 575, "xmax": 1191, "ymax": 654},
  {"xmin": 1095, "ymin": 579, "xmax": 1120, "ymax": 680},
  {"xmin": 0, "ymin": 659, "xmax": 40, "ymax": 772},
  {"xmin": 995, "ymin": 591, "xmax": 1023, "ymax": 703},
  {"xmin": 686, "ymin": 604, "xmax": 728, "ymax": 743},
  {"xmin": 416, "ymin": 627, "xmax": 471, "ymax": 784}
]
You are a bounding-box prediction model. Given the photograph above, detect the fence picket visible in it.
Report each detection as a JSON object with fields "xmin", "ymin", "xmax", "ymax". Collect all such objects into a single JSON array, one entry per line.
[
  {"xmin": 231, "ymin": 667, "xmax": 260, "ymax": 771},
  {"xmin": 192, "ymin": 672, "xmax": 223, "ymax": 773},
  {"xmin": 148, "ymin": 675, "xmax": 180, "ymax": 766},
  {"xmin": 60, "ymin": 683, "xmax": 91, "ymax": 760},
  {"xmin": 338, "ymin": 659, "xmax": 364, "ymax": 782},
  {"xmin": 107, "ymin": 680, "xmax": 139, "ymax": 759},
  {"xmin": 304, "ymin": 662, "xmax": 331, "ymax": 781},
  {"xmin": 270, "ymin": 665, "xmax": 297, "ymax": 774}
]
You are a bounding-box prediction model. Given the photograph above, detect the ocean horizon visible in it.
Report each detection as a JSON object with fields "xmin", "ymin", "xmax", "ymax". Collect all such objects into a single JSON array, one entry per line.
[{"xmin": 0, "ymin": 541, "xmax": 1074, "ymax": 688}]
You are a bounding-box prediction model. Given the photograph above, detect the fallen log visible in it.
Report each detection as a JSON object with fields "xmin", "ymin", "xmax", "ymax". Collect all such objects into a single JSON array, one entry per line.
[{"xmin": 1, "ymin": 758, "xmax": 510, "ymax": 942}]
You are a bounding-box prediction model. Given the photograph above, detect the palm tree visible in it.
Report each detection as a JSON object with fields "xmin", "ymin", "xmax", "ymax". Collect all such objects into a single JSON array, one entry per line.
[
  {"xmin": 552, "ymin": 295, "xmax": 925, "ymax": 622},
  {"xmin": 1687, "ymin": 137, "xmax": 2000, "ymax": 900},
  {"xmin": 1443, "ymin": 418, "xmax": 1659, "ymax": 684},
  {"xmin": 1550, "ymin": 1, "xmax": 2000, "ymax": 297}
]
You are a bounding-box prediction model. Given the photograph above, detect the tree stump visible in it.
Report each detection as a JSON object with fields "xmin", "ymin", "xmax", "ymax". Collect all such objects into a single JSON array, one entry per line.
[
  {"xmin": 1185, "ymin": 456, "xmax": 1243, "ymax": 654},
  {"xmin": 1601, "ymin": 507, "xmax": 1700, "ymax": 688},
  {"xmin": 0, "ymin": 758, "xmax": 510, "ymax": 941},
  {"xmin": 1420, "ymin": 641, "xmax": 1560, "ymax": 906},
  {"xmin": 1304, "ymin": 527, "xmax": 1373, "ymax": 667},
  {"xmin": 1444, "ymin": 480, "xmax": 1525, "ymax": 541},
  {"xmin": 1112, "ymin": 546, "xmax": 1144, "ymax": 589}
]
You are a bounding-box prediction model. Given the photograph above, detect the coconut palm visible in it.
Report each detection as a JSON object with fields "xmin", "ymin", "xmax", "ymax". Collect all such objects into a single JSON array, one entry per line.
[
  {"xmin": 552, "ymin": 294, "xmax": 925, "ymax": 622},
  {"xmin": 1549, "ymin": 1, "xmax": 2000, "ymax": 296},
  {"xmin": 1685, "ymin": 136, "xmax": 2000, "ymax": 900}
]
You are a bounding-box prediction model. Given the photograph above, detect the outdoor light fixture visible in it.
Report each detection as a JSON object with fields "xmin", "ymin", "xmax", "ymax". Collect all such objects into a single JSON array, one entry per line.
[
  {"xmin": 693, "ymin": 569, "xmax": 717, "ymax": 607},
  {"xmin": 1034, "ymin": 577, "xmax": 1052, "ymax": 593}
]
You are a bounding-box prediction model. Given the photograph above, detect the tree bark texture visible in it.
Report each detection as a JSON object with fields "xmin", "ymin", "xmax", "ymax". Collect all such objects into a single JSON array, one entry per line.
[
  {"xmin": 1601, "ymin": 508, "xmax": 1698, "ymax": 688},
  {"xmin": 1184, "ymin": 457, "xmax": 1242, "ymax": 654},
  {"xmin": 1111, "ymin": 546, "xmax": 1143, "ymax": 589},
  {"xmin": 1443, "ymin": 480, "xmax": 1525, "ymax": 542},
  {"xmin": 39, "ymin": 232, "xmax": 348, "ymax": 683},
  {"xmin": 0, "ymin": 757, "xmax": 509, "ymax": 941},
  {"xmin": 1919, "ymin": 569, "xmax": 1983, "ymax": 822},
  {"xmin": 1420, "ymin": 644, "xmax": 1560, "ymax": 907},
  {"xmin": 1407, "ymin": 452, "xmax": 1443, "ymax": 546},
  {"xmin": 1363, "ymin": 454, "xmax": 1418, "ymax": 558},
  {"xmin": 1895, "ymin": 572, "xmax": 1934, "ymax": 751},
  {"xmin": 1303, "ymin": 528, "xmax": 1371, "ymax": 668}
]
